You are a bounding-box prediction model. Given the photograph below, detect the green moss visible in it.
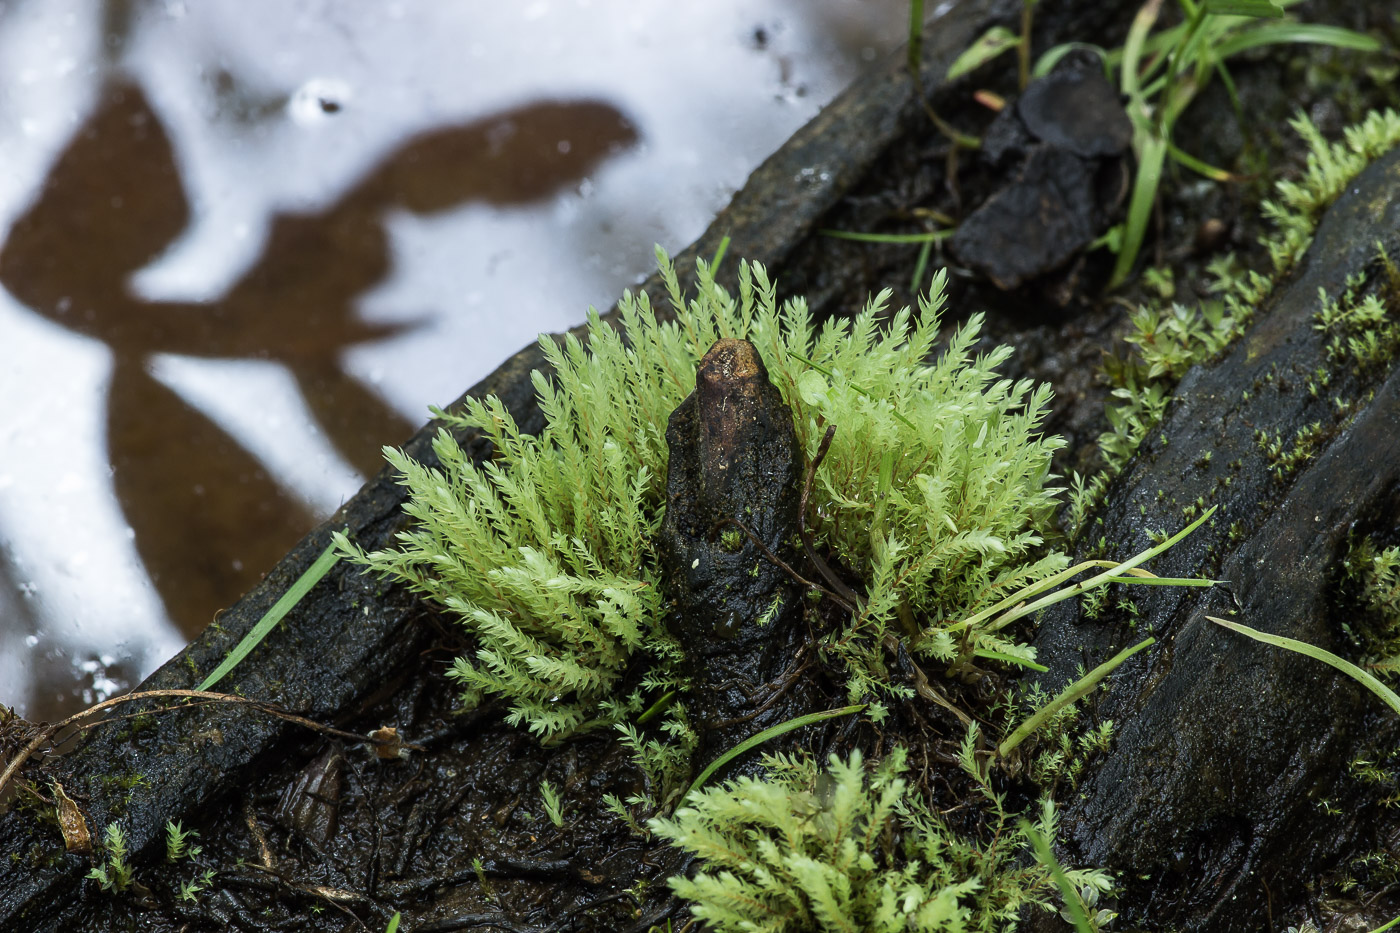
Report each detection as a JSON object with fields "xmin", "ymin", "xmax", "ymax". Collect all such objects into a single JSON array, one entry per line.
[
  {"xmin": 341, "ymin": 252, "xmax": 1068, "ymax": 738},
  {"xmin": 1314, "ymin": 261, "xmax": 1400, "ymax": 373},
  {"xmin": 1098, "ymin": 109, "xmax": 1400, "ymax": 481},
  {"xmin": 649, "ymin": 743, "xmax": 1110, "ymax": 933},
  {"xmin": 1341, "ymin": 536, "xmax": 1400, "ymax": 678}
]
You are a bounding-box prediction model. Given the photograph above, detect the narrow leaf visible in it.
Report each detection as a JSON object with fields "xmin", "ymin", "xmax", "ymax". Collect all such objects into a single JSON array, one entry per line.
[
  {"xmin": 1202, "ymin": 0, "xmax": 1283, "ymax": 16},
  {"xmin": 999, "ymin": 638, "xmax": 1154, "ymax": 757},
  {"xmin": 686, "ymin": 705, "xmax": 865, "ymax": 800},
  {"xmin": 946, "ymin": 26, "xmax": 1021, "ymax": 81},
  {"xmin": 197, "ymin": 542, "xmax": 340, "ymax": 692},
  {"xmin": 1207, "ymin": 616, "xmax": 1400, "ymax": 717}
]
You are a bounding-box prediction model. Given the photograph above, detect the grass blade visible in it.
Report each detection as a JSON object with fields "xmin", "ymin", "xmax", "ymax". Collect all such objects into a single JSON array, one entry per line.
[
  {"xmin": 946, "ymin": 25, "xmax": 1020, "ymax": 81},
  {"xmin": 1110, "ymin": 131, "xmax": 1168, "ymax": 288},
  {"xmin": 1022, "ymin": 819, "xmax": 1095, "ymax": 933},
  {"xmin": 685, "ymin": 704, "xmax": 865, "ymax": 800},
  {"xmin": 196, "ymin": 542, "xmax": 340, "ymax": 692},
  {"xmin": 1207, "ymin": 616, "xmax": 1400, "ymax": 717},
  {"xmin": 974, "ymin": 506, "xmax": 1217, "ymax": 634},
  {"xmin": 975, "ymin": 648, "xmax": 1048, "ymax": 671},
  {"xmin": 999, "ymin": 637, "xmax": 1154, "ymax": 757},
  {"xmin": 1213, "ymin": 22, "xmax": 1381, "ymax": 58}
]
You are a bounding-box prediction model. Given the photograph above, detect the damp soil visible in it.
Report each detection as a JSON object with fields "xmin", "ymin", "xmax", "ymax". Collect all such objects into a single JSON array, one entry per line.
[{"xmin": 3, "ymin": 2, "xmax": 1400, "ymax": 932}]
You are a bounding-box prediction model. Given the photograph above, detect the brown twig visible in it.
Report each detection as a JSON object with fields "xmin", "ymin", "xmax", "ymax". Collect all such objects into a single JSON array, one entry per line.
[
  {"xmin": 800, "ymin": 426, "xmax": 865, "ymax": 613},
  {"xmin": 1, "ymin": 688, "xmax": 402, "ymax": 796},
  {"xmin": 713, "ymin": 517, "xmax": 850, "ymax": 613}
]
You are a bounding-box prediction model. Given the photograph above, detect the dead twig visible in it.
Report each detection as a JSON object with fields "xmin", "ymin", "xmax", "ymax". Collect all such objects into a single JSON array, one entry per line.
[{"xmin": 1, "ymin": 688, "xmax": 409, "ymax": 796}]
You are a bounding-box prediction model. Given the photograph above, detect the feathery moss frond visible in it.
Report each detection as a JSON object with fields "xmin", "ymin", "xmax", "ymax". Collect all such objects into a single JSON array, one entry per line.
[
  {"xmin": 339, "ymin": 250, "xmax": 1068, "ymax": 737},
  {"xmin": 651, "ymin": 747, "xmax": 1111, "ymax": 933}
]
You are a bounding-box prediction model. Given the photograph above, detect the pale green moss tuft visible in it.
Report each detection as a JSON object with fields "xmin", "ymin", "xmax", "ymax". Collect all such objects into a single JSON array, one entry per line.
[
  {"xmin": 649, "ymin": 743, "xmax": 1111, "ymax": 933},
  {"xmin": 340, "ymin": 250, "xmax": 1067, "ymax": 737}
]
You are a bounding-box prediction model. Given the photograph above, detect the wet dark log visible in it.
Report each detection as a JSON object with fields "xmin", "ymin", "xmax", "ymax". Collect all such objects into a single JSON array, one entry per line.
[{"xmin": 1025, "ymin": 148, "xmax": 1400, "ymax": 932}]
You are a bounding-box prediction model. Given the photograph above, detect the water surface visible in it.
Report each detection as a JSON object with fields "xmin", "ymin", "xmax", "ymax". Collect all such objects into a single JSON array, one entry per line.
[{"xmin": 0, "ymin": 0, "xmax": 908, "ymax": 721}]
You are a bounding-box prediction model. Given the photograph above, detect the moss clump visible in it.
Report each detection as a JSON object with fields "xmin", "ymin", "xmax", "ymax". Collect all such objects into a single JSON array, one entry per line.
[
  {"xmin": 649, "ymin": 742, "xmax": 1111, "ymax": 933},
  {"xmin": 1093, "ymin": 109, "xmax": 1400, "ymax": 493},
  {"xmin": 1342, "ymin": 536, "xmax": 1400, "ymax": 677},
  {"xmin": 340, "ymin": 251, "xmax": 1067, "ymax": 738}
]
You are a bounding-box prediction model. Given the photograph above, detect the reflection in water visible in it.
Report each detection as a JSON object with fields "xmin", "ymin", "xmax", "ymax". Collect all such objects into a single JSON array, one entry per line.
[
  {"xmin": 0, "ymin": 0, "xmax": 909, "ymax": 723},
  {"xmin": 0, "ymin": 81, "xmax": 637, "ymax": 684}
]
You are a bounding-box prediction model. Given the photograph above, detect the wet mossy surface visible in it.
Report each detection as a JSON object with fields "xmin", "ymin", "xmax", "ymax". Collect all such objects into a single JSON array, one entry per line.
[{"xmin": 4, "ymin": 2, "xmax": 1400, "ymax": 931}]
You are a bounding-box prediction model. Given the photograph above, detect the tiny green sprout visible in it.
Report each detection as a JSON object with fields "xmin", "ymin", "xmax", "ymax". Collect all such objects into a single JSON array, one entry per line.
[
  {"xmin": 178, "ymin": 869, "xmax": 215, "ymax": 903},
  {"xmin": 165, "ymin": 819, "xmax": 202, "ymax": 862},
  {"xmin": 602, "ymin": 793, "xmax": 647, "ymax": 837},
  {"xmin": 1196, "ymin": 450, "xmax": 1212, "ymax": 467},
  {"xmin": 540, "ymin": 779, "xmax": 565, "ymax": 828},
  {"xmin": 473, "ymin": 857, "xmax": 494, "ymax": 898},
  {"xmin": 87, "ymin": 824, "xmax": 133, "ymax": 894},
  {"xmin": 1143, "ymin": 266, "xmax": 1174, "ymax": 299},
  {"xmin": 756, "ymin": 593, "xmax": 783, "ymax": 627},
  {"xmin": 719, "ymin": 528, "xmax": 743, "ymax": 552}
]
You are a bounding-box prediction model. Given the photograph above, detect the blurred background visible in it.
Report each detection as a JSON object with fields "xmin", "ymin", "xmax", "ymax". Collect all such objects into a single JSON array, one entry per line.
[{"xmin": 0, "ymin": 0, "xmax": 912, "ymax": 722}]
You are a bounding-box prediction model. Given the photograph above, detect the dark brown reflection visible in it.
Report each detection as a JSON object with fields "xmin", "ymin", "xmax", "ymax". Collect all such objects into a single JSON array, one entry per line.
[{"xmin": 0, "ymin": 80, "xmax": 637, "ymax": 638}]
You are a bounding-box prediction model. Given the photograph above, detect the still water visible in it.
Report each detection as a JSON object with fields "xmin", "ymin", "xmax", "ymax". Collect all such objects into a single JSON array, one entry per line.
[{"xmin": 0, "ymin": 0, "xmax": 909, "ymax": 721}]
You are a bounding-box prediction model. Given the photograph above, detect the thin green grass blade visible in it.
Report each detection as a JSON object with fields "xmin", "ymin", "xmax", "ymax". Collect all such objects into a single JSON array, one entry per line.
[
  {"xmin": 909, "ymin": 238, "xmax": 934, "ymax": 295},
  {"xmin": 385, "ymin": 913, "xmax": 402, "ymax": 933},
  {"xmin": 1033, "ymin": 41, "xmax": 1108, "ymax": 78},
  {"xmin": 1104, "ymin": 574, "xmax": 1218, "ymax": 587},
  {"xmin": 999, "ymin": 637, "xmax": 1154, "ymax": 757},
  {"xmin": 1121, "ymin": 0, "xmax": 1166, "ymax": 101},
  {"xmin": 1207, "ymin": 616, "xmax": 1400, "ymax": 717},
  {"xmin": 981, "ymin": 506, "xmax": 1217, "ymax": 633},
  {"xmin": 819, "ymin": 228, "xmax": 955, "ymax": 244},
  {"xmin": 1213, "ymin": 22, "xmax": 1380, "ymax": 58},
  {"xmin": 685, "ymin": 704, "xmax": 865, "ymax": 800},
  {"xmin": 946, "ymin": 25, "xmax": 1020, "ymax": 81},
  {"xmin": 952, "ymin": 508, "xmax": 1216, "ymax": 636},
  {"xmin": 1202, "ymin": 0, "xmax": 1283, "ymax": 18},
  {"xmin": 710, "ymin": 235, "xmax": 731, "ymax": 275},
  {"xmin": 907, "ymin": 0, "xmax": 925, "ymax": 77},
  {"xmin": 975, "ymin": 648, "xmax": 1048, "ymax": 671},
  {"xmin": 196, "ymin": 542, "xmax": 340, "ymax": 692},
  {"xmin": 1167, "ymin": 141, "xmax": 1237, "ymax": 181},
  {"xmin": 1110, "ymin": 131, "xmax": 1168, "ymax": 288},
  {"xmin": 1021, "ymin": 819, "xmax": 1095, "ymax": 933}
]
